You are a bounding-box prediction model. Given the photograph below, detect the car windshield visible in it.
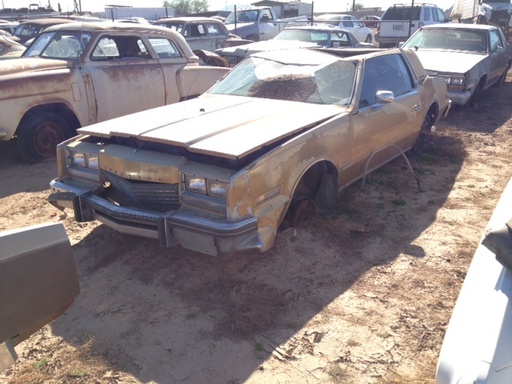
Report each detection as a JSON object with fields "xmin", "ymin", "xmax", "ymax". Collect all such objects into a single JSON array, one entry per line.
[
  {"xmin": 404, "ymin": 28, "xmax": 488, "ymax": 53},
  {"xmin": 209, "ymin": 53, "xmax": 356, "ymax": 106},
  {"xmin": 24, "ymin": 31, "xmax": 92, "ymax": 59},
  {"xmin": 159, "ymin": 22, "xmax": 184, "ymax": 33},
  {"xmin": 225, "ymin": 10, "xmax": 260, "ymax": 24}
]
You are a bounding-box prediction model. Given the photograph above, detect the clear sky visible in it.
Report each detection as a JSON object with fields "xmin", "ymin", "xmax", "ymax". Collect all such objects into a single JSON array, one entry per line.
[{"xmin": 2, "ymin": 0, "xmax": 456, "ymax": 13}]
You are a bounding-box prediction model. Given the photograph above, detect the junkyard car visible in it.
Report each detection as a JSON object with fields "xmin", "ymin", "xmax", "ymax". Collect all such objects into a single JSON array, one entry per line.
[
  {"xmin": 217, "ymin": 25, "xmax": 375, "ymax": 67},
  {"xmin": 402, "ymin": 23, "xmax": 512, "ymax": 107},
  {"xmin": 0, "ymin": 35, "xmax": 25, "ymax": 59},
  {"xmin": 12, "ymin": 17, "xmax": 74, "ymax": 44},
  {"xmin": 315, "ymin": 14, "xmax": 373, "ymax": 43},
  {"xmin": 154, "ymin": 17, "xmax": 244, "ymax": 51},
  {"xmin": 0, "ymin": 22, "xmax": 230, "ymax": 162},
  {"xmin": 49, "ymin": 48, "xmax": 450, "ymax": 256}
]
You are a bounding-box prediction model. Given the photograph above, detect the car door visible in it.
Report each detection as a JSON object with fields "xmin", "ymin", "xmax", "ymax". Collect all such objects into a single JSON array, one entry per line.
[
  {"xmin": 206, "ymin": 21, "xmax": 228, "ymax": 49},
  {"xmin": 258, "ymin": 8, "xmax": 280, "ymax": 40},
  {"xmin": 489, "ymin": 29, "xmax": 508, "ymax": 83},
  {"xmin": 147, "ymin": 36, "xmax": 189, "ymax": 104},
  {"xmin": 186, "ymin": 22, "xmax": 212, "ymax": 51},
  {"xmin": 82, "ymin": 34, "xmax": 166, "ymax": 123},
  {"xmin": 350, "ymin": 54, "xmax": 422, "ymax": 178}
]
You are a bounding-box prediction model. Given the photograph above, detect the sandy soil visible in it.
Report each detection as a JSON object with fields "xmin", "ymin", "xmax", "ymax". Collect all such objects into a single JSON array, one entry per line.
[{"xmin": 1, "ymin": 75, "xmax": 512, "ymax": 384}]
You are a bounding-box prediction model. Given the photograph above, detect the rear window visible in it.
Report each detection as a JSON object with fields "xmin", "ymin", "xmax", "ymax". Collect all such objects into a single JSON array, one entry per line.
[{"xmin": 382, "ymin": 6, "xmax": 421, "ymax": 20}]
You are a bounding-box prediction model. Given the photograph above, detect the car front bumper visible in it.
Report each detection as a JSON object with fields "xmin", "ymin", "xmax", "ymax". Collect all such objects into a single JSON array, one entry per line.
[
  {"xmin": 447, "ymin": 90, "xmax": 472, "ymax": 105},
  {"xmin": 49, "ymin": 178, "xmax": 261, "ymax": 256}
]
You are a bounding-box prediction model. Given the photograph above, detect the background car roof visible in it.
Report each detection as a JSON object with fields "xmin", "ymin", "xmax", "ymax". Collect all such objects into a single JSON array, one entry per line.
[{"xmin": 422, "ymin": 23, "xmax": 499, "ymax": 31}]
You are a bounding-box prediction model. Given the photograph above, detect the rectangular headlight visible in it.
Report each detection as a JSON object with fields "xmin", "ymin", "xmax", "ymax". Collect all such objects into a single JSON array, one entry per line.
[
  {"xmin": 68, "ymin": 151, "xmax": 99, "ymax": 170},
  {"xmin": 184, "ymin": 174, "xmax": 207, "ymax": 194},
  {"xmin": 208, "ymin": 180, "xmax": 228, "ymax": 198}
]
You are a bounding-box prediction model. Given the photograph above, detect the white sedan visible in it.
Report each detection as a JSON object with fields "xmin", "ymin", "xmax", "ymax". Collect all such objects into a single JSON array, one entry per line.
[{"xmin": 315, "ymin": 14, "xmax": 373, "ymax": 43}]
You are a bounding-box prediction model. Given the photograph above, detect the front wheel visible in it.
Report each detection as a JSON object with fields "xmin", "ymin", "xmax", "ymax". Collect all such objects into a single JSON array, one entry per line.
[
  {"xmin": 16, "ymin": 112, "xmax": 72, "ymax": 163},
  {"xmin": 421, "ymin": 104, "xmax": 438, "ymax": 131}
]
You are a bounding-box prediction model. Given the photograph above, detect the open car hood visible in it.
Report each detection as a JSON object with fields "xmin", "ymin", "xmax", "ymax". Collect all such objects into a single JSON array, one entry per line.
[{"xmin": 78, "ymin": 94, "xmax": 344, "ymax": 160}]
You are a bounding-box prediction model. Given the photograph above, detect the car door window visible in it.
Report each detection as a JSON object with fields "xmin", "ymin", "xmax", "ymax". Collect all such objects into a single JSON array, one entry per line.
[
  {"xmin": 424, "ymin": 7, "xmax": 431, "ymax": 22},
  {"xmin": 206, "ymin": 23, "xmax": 225, "ymax": 36},
  {"xmin": 342, "ymin": 21, "xmax": 354, "ymax": 28},
  {"xmin": 190, "ymin": 23, "xmax": 206, "ymax": 37},
  {"xmin": 260, "ymin": 9, "xmax": 274, "ymax": 21},
  {"xmin": 148, "ymin": 37, "xmax": 182, "ymax": 59},
  {"xmin": 359, "ymin": 55, "xmax": 414, "ymax": 108},
  {"xmin": 490, "ymin": 30, "xmax": 503, "ymax": 50},
  {"xmin": 91, "ymin": 35, "xmax": 149, "ymax": 60}
]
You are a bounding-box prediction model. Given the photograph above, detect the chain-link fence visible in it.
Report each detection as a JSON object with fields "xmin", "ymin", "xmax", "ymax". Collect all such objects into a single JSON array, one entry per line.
[{"xmin": 451, "ymin": 0, "xmax": 512, "ymax": 40}]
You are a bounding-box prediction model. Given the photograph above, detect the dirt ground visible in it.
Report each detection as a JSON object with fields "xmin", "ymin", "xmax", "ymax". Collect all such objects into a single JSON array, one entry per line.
[{"xmin": 1, "ymin": 75, "xmax": 512, "ymax": 384}]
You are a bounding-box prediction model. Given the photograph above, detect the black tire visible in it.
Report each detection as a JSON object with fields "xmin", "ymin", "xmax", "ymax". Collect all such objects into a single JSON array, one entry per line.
[
  {"xmin": 365, "ymin": 34, "xmax": 372, "ymax": 43},
  {"xmin": 421, "ymin": 104, "xmax": 438, "ymax": 131},
  {"xmin": 16, "ymin": 112, "xmax": 72, "ymax": 163},
  {"xmin": 468, "ymin": 80, "xmax": 484, "ymax": 108}
]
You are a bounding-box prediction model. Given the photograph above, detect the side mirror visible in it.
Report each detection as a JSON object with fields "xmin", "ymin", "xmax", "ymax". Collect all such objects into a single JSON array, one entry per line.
[{"xmin": 376, "ymin": 90, "xmax": 395, "ymax": 103}]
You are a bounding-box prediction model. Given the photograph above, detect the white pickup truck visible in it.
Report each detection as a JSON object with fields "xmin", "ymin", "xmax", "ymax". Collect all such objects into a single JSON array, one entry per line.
[{"xmin": 376, "ymin": 3, "xmax": 450, "ymax": 48}]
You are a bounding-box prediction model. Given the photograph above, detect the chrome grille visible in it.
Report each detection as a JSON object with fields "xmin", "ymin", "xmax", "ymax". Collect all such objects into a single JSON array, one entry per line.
[{"xmin": 103, "ymin": 171, "xmax": 179, "ymax": 212}]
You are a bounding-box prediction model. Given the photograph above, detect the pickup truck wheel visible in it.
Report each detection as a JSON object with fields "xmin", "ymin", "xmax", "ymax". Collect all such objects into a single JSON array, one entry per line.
[
  {"xmin": 16, "ymin": 113, "xmax": 71, "ymax": 163},
  {"xmin": 365, "ymin": 34, "xmax": 372, "ymax": 43}
]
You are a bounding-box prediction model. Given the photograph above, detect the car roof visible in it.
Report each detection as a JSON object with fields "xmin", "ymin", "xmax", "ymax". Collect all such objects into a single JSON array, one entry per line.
[
  {"xmin": 422, "ymin": 23, "xmax": 498, "ymax": 31},
  {"xmin": 18, "ymin": 17, "xmax": 75, "ymax": 26},
  {"xmin": 284, "ymin": 25, "xmax": 352, "ymax": 33},
  {"xmin": 43, "ymin": 21, "xmax": 178, "ymax": 34},
  {"xmin": 156, "ymin": 17, "xmax": 223, "ymax": 23}
]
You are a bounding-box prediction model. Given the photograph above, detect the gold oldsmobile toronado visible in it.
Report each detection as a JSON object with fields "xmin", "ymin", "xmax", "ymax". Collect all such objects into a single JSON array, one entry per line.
[{"xmin": 49, "ymin": 47, "xmax": 450, "ymax": 256}]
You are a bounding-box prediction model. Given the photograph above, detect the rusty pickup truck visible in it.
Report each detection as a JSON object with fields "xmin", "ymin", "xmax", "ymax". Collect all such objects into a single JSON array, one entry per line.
[{"xmin": 0, "ymin": 22, "xmax": 229, "ymax": 163}]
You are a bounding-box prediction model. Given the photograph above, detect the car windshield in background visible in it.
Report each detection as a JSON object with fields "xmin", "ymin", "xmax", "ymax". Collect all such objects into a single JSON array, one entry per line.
[
  {"xmin": 24, "ymin": 31, "xmax": 92, "ymax": 59},
  {"xmin": 225, "ymin": 10, "xmax": 260, "ymax": 24},
  {"xmin": 209, "ymin": 53, "xmax": 356, "ymax": 105},
  {"xmin": 158, "ymin": 22, "xmax": 184, "ymax": 33},
  {"xmin": 404, "ymin": 28, "xmax": 488, "ymax": 53}
]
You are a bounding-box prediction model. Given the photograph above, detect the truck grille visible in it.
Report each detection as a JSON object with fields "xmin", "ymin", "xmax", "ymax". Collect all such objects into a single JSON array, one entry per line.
[{"xmin": 102, "ymin": 171, "xmax": 179, "ymax": 212}]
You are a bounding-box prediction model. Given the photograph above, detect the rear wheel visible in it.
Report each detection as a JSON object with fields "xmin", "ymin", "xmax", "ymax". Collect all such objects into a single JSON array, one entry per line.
[{"xmin": 16, "ymin": 112, "xmax": 72, "ymax": 163}]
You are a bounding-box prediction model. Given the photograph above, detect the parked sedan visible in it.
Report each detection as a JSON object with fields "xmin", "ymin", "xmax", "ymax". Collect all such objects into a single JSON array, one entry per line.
[
  {"xmin": 12, "ymin": 17, "xmax": 74, "ymax": 44},
  {"xmin": 217, "ymin": 25, "xmax": 375, "ymax": 66},
  {"xmin": 403, "ymin": 24, "xmax": 512, "ymax": 107},
  {"xmin": 0, "ymin": 35, "xmax": 25, "ymax": 60},
  {"xmin": 315, "ymin": 14, "xmax": 373, "ymax": 43},
  {"xmin": 360, "ymin": 15, "xmax": 381, "ymax": 28},
  {"xmin": 49, "ymin": 47, "xmax": 450, "ymax": 256},
  {"xmin": 154, "ymin": 17, "xmax": 244, "ymax": 52}
]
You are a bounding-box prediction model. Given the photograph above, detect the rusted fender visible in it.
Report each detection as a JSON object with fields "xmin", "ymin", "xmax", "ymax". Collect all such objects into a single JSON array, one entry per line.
[{"xmin": 0, "ymin": 223, "xmax": 79, "ymax": 372}]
